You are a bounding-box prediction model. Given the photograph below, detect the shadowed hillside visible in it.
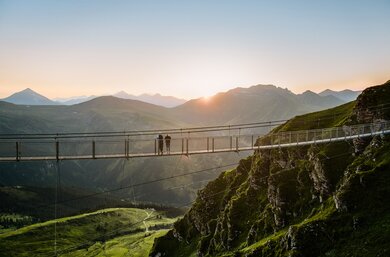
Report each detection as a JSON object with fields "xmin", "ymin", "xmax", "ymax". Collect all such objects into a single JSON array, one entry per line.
[{"xmin": 173, "ymin": 85, "xmax": 346, "ymax": 125}]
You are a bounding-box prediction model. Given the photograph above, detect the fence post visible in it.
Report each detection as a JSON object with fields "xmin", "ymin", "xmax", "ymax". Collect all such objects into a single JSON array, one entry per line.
[
  {"xmin": 123, "ymin": 139, "xmax": 126, "ymax": 158},
  {"xmin": 186, "ymin": 138, "xmax": 189, "ymax": 155},
  {"xmin": 126, "ymin": 138, "xmax": 130, "ymax": 158},
  {"xmin": 358, "ymin": 126, "xmax": 360, "ymax": 139},
  {"xmin": 92, "ymin": 141, "xmax": 96, "ymax": 159},
  {"xmin": 236, "ymin": 136, "xmax": 239, "ymax": 152},
  {"xmin": 382, "ymin": 122, "xmax": 385, "ymax": 135},
  {"xmin": 251, "ymin": 135, "xmax": 254, "ymax": 149},
  {"xmin": 212, "ymin": 138, "xmax": 215, "ymax": 152},
  {"xmin": 155, "ymin": 139, "xmax": 157, "ymax": 155},
  {"xmin": 56, "ymin": 141, "xmax": 59, "ymax": 161},
  {"xmin": 230, "ymin": 136, "xmax": 232, "ymax": 150},
  {"xmin": 16, "ymin": 142, "xmax": 20, "ymax": 161},
  {"xmin": 207, "ymin": 137, "xmax": 209, "ymax": 152}
]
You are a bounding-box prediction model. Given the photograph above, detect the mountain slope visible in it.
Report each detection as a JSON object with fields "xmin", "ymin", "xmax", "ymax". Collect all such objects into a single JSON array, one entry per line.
[
  {"xmin": 114, "ymin": 91, "xmax": 187, "ymax": 108},
  {"xmin": 2, "ymin": 88, "xmax": 57, "ymax": 105},
  {"xmin": 173, "ymin": 85, "xmax": 348, "ymax": 125},
  {"xmin": 150, "ymin": 80, "xmax": 390, "ymax": 257},
  {"xmin": 54, "ymin": 95, "xmax": 97, "ymax": 105}
]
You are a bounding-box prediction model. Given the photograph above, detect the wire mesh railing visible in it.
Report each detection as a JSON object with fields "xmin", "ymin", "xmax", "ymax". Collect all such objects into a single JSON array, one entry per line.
[{"xmin": 0, "ymin": 121, "xmax": 389, "ymax": 161}]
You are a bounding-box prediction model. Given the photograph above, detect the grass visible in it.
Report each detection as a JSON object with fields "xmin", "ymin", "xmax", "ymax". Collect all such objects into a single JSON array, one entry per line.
[
  {"xmin": 274, "ymin": 101, "xmax": 355, "ymax": 132},
  {"xmin": 62, "ymin": 229, "xmax": 170, "ymax": 257},
  {"xmin": 0, "ymin": 208, "xmax": 177, "ymax": 257}
]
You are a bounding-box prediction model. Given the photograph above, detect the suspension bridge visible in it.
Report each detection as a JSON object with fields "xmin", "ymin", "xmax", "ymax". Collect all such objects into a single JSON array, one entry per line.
[{"xmin": 0, "ymin": 120, "xmax": 389, "ymax": 162}]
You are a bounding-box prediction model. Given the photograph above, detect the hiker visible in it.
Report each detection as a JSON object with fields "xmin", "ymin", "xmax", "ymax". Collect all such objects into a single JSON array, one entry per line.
[
  {"xmin": 158, "ymin": 134, "xmax": 164, "ymax": 155},
  {"xmin": 165, "ymin": 134, "xmax": 171, "ymax": 154}
]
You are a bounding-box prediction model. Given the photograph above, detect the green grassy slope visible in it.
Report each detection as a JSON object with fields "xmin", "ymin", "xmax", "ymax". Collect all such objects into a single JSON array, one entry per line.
[
  {"xmin": 0, "ymin": 208, "xmax": 177, "ymax": 257},
  {"xmin": 273, "ymin": 101, "xmax": 356, "ymax": 132}
]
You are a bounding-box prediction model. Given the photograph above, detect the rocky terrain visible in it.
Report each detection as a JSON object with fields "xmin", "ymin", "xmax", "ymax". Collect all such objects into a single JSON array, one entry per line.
[{"xmin": 150, "ymin": 81, "xmax": 390, "ymax": 257}]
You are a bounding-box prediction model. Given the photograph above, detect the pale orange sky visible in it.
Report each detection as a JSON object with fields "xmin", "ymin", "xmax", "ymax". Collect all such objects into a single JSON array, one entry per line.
[{"xmin": 1, "ymin": 1, "xmax": 389, "ymax": 99}]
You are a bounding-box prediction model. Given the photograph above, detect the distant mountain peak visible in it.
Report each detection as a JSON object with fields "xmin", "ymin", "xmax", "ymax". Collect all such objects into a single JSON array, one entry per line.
[
  {"xmin": 301, "ymin": 90, "xmax": 316, "ymax": 95},
  {"xmin": 320, "ymin": 89, "xmax": 335, "ymax": 94},
  {"xmin": 23, "ymin": 88, "xmax": 34, "ymax": 92},
  {"xmin": 2, "ymin": 88, "xmax": 57, "ymax": 105}
]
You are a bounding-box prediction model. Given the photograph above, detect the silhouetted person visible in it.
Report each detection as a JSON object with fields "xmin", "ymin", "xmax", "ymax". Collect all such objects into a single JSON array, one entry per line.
[
  {"xmin": 158, "ymin": 134, "xmax": 164, "ymax": 155},
  {"xmin": 165, "ymin": 134, "xmax": 171, "ymax": 154}
]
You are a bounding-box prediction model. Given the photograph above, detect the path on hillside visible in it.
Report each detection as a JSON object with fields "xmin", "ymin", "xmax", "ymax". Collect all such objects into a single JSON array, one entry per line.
[{"xmin": 142, "ymin": 209, "xmax": 154, "ymax": 233}]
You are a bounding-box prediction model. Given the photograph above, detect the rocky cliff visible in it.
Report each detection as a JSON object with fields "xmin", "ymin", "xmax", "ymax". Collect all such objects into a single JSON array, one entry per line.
[{"xmin": 149, "ymin": 81, "xmax": 390, "ymax": 257}]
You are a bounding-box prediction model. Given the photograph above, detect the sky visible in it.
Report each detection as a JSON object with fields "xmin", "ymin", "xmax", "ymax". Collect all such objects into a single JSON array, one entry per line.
[{"xmin": 0, "ymin": 0, "xmax": 389, "ymax": 100}]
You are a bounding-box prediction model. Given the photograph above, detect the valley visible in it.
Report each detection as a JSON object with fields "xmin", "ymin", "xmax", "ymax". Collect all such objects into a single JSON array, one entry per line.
[{"xmin": 0, "ymin": 207, "xmax": 178, "ymax": 257}]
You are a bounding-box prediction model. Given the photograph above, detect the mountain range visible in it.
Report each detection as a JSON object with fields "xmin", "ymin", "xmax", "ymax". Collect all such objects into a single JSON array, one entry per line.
[
  {"xmin": 319, "ymin": 88, "xmax": 361, "ymax": 102},
  {"xmin": 1, "ymin": 89, "xmax": 187, "ymax": 107},
  {"xmin": 1, "ymin": 86, "xmax": 360, "ymax": 108}
]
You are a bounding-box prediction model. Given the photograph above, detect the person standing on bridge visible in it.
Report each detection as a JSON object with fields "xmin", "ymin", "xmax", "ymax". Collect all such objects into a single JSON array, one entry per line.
[
  {"xmin": 165, "ymin": 134, "xmax": 171, "ymax": 154},
  {"xmin": 158, "ymin": 134, "xmax": 164, "ymax": 155}
]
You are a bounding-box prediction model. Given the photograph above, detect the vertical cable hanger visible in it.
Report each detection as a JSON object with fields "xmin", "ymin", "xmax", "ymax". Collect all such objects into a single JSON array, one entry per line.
[{"xmin": 54, "ymin": 160, "xmax": 61, "ymax": 256}]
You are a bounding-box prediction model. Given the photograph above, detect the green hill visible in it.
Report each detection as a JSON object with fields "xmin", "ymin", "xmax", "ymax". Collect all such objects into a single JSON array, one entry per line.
[
  {"xmin": 150, "ymin": 81, "xmax": 390, "ymax": 257},
  {"xmin": 0, "ymin": 207, "xmax": 177, "ymax": 257}
]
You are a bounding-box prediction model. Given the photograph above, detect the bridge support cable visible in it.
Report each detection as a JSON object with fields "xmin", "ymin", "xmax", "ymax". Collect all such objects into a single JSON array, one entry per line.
[{"xmin": 54, "ymin": 160, "xmax": 61, "ymax": 257}]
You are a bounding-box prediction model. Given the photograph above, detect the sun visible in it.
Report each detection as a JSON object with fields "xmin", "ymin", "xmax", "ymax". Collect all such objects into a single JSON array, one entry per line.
[{"xmin": 201, "ymin": 95, "xmax": 213, "ymax": 103}]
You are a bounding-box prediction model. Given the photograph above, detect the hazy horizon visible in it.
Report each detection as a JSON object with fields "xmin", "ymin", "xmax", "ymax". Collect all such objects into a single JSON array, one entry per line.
[
  {"xmin": 1, "ymin": 82, "xmax": 367, "ymax": 102},
  {"xmin": 1, "ymin": 0, "xmax": 389, "ymax": 99}
]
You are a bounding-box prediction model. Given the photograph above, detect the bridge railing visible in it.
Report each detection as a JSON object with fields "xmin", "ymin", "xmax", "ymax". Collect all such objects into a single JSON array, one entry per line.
[
  {"xmin": 262, "ymin": 120, "xmax": 389, "ymax": 146},
  {"xmin": 0, "ymin": 121, "xmax": 388, "ymax": 161}
]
